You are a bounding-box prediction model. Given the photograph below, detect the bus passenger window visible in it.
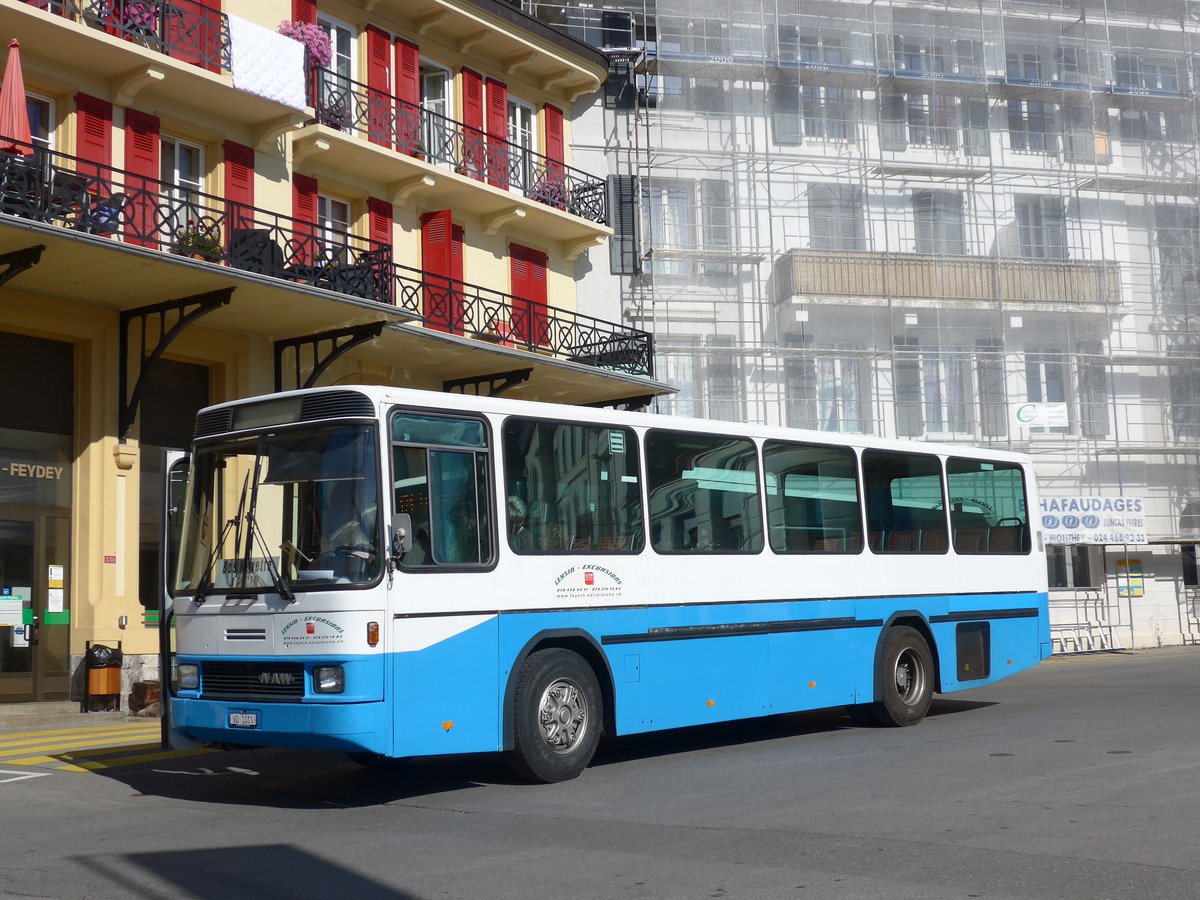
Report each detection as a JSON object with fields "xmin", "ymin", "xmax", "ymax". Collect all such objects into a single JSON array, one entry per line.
[
  {"xmin": 861, "ymin": 450, "xmax": 948, "ymax": 554},
  {"xmin": 502, "ymin": 419, "xmax": 643, "ymax": 554},
  {"xmin": 763, "ymin": 441, "xmax": 862, "ymax": 553},
  {"xmin": 646, "ymin": 430, "xmax": 763, "ymax": 553},
  {"xmin": 946, "ymin": 458, "xmax": 1029, "ymax": 554}
]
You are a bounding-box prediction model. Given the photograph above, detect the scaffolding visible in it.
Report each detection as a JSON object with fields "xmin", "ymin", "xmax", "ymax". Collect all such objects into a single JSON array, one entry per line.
[{"xmin": 529, "ymin": 0, "xmax": 1200, "ymax": 650}]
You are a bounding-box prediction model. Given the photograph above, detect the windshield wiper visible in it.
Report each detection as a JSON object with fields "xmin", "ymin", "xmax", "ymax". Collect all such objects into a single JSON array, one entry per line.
[
  {"xmin": 246, "ymin": 509, "xmax": 295, "ymax": 604},
  {"xmin": 193, "ymin": 472, "xmax": 249, "ymax": 606}
]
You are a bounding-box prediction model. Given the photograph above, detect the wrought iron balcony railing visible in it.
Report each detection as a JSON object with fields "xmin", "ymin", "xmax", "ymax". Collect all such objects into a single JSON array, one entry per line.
[
  {"xmin": 307, "ymin": 67, "xmax": 608, "ymax": 225},
  {"xmin": 19, "ymin": 0, "xmax": 231, "ymax": 73},
  {"xmin": 0, "ymin": 139, "xmax": 652, "ymax": 377}
]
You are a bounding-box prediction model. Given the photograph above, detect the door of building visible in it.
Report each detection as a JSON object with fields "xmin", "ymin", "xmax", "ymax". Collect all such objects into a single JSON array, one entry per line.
[{"xmin": 0, "ymin": 511, "xmax": 71, "ymax": 702}]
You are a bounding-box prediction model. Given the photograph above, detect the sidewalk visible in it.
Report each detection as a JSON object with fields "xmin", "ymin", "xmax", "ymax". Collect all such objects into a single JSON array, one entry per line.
[{"xmin": 0, "ymin": 701, "xmax": 144, "ymax": 735}]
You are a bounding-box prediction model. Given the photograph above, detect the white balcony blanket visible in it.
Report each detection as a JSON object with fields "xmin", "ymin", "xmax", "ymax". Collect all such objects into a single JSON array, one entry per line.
[{"xmin": 227, "ymin": 15, "xmax": 306, "ymax": 111}]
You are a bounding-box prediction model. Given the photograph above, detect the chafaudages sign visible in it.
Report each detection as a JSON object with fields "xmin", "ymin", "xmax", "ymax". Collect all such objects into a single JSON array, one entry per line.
[{"xmin": 1039, "ymin": 496, "xmax": 1146, "ymax": 545}]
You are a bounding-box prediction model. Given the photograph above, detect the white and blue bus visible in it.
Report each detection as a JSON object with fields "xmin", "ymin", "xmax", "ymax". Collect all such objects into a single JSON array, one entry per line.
[{"xmin": 166, "ymin": 385, "xmax": 1050, "ymax": 782}]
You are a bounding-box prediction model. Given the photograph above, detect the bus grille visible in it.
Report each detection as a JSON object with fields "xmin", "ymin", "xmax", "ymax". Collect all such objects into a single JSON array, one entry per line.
[{"xmin": 201, "ymin": 661, "xmax": 305, "ymax": 703}]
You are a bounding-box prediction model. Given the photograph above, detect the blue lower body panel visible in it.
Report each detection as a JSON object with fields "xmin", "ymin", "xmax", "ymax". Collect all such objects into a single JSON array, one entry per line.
[{"xmin": 171, "ymin": 592, "xmax": 1049, "ymax": 758}]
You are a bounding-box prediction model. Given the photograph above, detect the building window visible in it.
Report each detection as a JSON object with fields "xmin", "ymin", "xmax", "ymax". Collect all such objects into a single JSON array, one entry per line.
[
  {"xmin": 894, "ymin": 338, "xmax": 972, "ymax": 437},
  {"xmin": 642, "ymin": 181, "xmax": 694, "ymax": 275},
  {"xmin": 1114, "ymin": 54, "xmax": 1183, "ymax": 93},
  {"xmin": 1025, "ymin": 349, "xmax": 1069, "ymax": 434},
  {"xmin": 1155, "ymin": 204, "xmax": 1200, "ymax": 300},
  {"xmin": 705, "ymin": 333, "xmax": 740, "ymax": 421},
  {"xmin": 656, "ymin": 337, "xmax": 701, "ymax": 418},
  {"xmin": 421, "ymin": 61, "xmax": 451, "ymax": 160},
  {"xmin": 1007, "ymin": 100, "xmax": 1058, "ymax": 154},
  {"xmin": 802, "ymin": 85, "xmax": 852, "ymax": 140},
  {"xmin": 1016, "ymin": 196, "xmax": 1067, "ymax": 259},
  {"xmin": 808, "ymin": 183, "xmax": 865, "ymax": 251},
  {"xmin": 817, "ymin": 348, "xmax": 865, "ymax": 433},
  {"xmin": 26, "ymin": 94, "xmax": 53, "ymax": 151},
  {"xmin": 1006, "ymin": 46, "xmax": 1045, "ymax": 82},
  {"xmin": 913, "ymin": 190, "xmax": 965, "ymax": 255},
  {"xmin": 317, "ymin": 193, "xmax": 352, "ymax": 260},
  {"xmin": 507, "ymin": 97, "xmax": 535, "ymax": 191},
  {"xmin": 317, "ymin": 15, "xmax": 355, "ymax": 81},
  {"xmin": 906, "ymin": 93, "xmax": 959, "ymax": 147},
  {"xmin": 160, "ymin": 135, "xmax": 203, "ymax": 226},
  {"xmin": 1047, "ymin": 544, "xmax": 1101, "ymax": 588},
  {"xmin": 1170, "ymin": 357, "xmax": 1200, "ymax": 441}
]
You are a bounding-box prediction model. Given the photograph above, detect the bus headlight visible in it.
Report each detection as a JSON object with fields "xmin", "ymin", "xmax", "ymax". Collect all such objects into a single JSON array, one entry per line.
[
  {"xmin": 178, "ymin": 664, "xmax": 199, "ymax": 690},
  {"xmin": 313, "ymin": 665, "xmax": 345, "ymax": 693}
]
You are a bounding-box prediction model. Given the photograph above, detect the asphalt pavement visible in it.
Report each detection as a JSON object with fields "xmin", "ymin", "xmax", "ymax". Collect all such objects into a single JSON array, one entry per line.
[{"xmin": 0, "ymin": 647, "xmax": 1197, "ymax": 899}]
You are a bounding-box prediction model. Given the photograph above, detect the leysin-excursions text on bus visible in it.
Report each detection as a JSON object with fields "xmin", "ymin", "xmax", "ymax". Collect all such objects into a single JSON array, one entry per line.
[{"xmin": 164, "ymin": 386, "xmax": 1050, "ymax": 782}]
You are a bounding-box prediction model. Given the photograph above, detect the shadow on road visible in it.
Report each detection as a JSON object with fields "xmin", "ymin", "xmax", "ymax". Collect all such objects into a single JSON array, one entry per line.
[
  {"xmin": 77, "ymin": 844, "xmax": 415, "ymax": 899},
  {"xmin": 93, "ymin": 698, "xmax": 998, "ymax": 808}
]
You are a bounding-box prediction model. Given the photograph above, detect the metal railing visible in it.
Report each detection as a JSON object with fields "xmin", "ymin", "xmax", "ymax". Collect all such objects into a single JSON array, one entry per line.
[
  {"xmin": 776, "ymin": 249, "xmax": 1122, "ymax": 306},
  {"xmin": 307, "ymin": 68, "xmax": 608, "ymax": 224},
  {"xmin": 0, "ymin": 139, "xmax": 652, "ymax": 377},
  {"xmin": 18, "ymin": 0, "xmax": 231, "ymax": 72}
]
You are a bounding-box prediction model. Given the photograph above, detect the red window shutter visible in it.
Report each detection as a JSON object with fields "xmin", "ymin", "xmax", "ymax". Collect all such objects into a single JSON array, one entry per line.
[
  {"xmin": 395, "ymin": 38, "xmax": 421, "ymax": 156},
  {"xmin": 461, "ymin": 68, "xmax": 485, "ymax": 180},
  {"xmin": 486, "ymin": 79, "xmax": 508, "ymax": 187},
  {"xmin": 292, "ymin": 173, "xmax": 318, "ymax": 265},
  {"xmin": 544, "ymin": 104, "xmax": 564, "ymax": 165},
  {"xmin": 421, "ymin": 210, "xmax": 458, "ymax": 333},
  {"xmin": 510, "ymin": 243, "xmax": 548, "ymax": 345},
  {"xmin": 292, "ymin": 1, "xmax": 317, "ymax": 24},
  {"xmin": 366, "ymin": 26, "xmax": 392, "ymax": 149},
  {"xmin": 368, "ymin": 196, "xmax": 394, "ymax": 304},
  {"xmin": 75, "ymin": 93, "xmax": 112, "ymax": 175},
  {"xmin": 123, "ymin": 108, "xmax": 160, "ymax": 249},
  {"xmin": 224, "ymin": 140, "xmax": 254, "ymax": 231}
]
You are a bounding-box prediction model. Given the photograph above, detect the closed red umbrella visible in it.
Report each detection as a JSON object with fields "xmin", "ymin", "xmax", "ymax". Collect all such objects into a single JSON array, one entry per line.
[{"xmin": 0, "ymin": 39, "xmax": 33, "ymax": 155}]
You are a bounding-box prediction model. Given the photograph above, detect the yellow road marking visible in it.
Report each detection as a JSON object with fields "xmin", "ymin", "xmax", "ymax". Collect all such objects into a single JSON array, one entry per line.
[
  {"xmin": 0, "ymin": 723, "xmax": 160, "ymax": 741},
  {"xmin": 56, "ymin": 747, "xmax": 214, "ymax": 772},
  {"xmin": 0, "ymin": 733, "xmax": 161, "ymax": 760},
  {"xmin": 0, "ymin": 726, "xmax": 160, "ymax": 749},
  {"xmin": 6, "ymin": 742, "xmax": 162, "ymax": 766}
]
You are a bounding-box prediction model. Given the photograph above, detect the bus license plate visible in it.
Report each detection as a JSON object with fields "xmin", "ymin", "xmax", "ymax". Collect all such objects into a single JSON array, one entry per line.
[{"xmin": 229, "ymin": 712, "xmax": 258, "ymax": 728}]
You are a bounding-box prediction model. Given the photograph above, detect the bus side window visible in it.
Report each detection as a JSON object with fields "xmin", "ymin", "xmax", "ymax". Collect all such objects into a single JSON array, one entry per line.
[
  {"xmin": 646, "ymin": 430, "xmax": 763, "ymax": 553},
  {"xmin": 763, "ymin": 440, "xmax": 862, "ymax": 553},
  {"xmin": 946, "ymin": 458, "xmax": 1030, "ymax": 555},
  {"xmin": 862, "ymin": 449, "xmax": 948, "ymax": 554}
]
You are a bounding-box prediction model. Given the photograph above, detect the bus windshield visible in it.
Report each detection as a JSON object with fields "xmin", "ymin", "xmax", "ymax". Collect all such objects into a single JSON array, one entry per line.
[{"xmin": 174, "ymin": 423, "xmax": 381, "ymax": 595}]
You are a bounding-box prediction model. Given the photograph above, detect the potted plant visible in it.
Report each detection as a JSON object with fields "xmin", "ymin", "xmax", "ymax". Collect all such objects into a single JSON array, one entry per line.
[
  {"xmin": 171, "ymin": 221, "xmax": 222, "ymax": 261},
  {"xmin": 277, "ymin": 20, "xmax": 332, "ymax": 70}
]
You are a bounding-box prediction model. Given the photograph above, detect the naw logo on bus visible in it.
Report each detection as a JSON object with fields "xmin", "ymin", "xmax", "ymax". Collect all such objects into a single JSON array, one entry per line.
[{"xmin": 554, "ymin": 565, "xmax": 623, "ymax": 601}]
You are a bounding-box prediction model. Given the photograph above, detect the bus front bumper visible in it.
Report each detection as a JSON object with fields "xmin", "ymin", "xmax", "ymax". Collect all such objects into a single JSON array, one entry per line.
[{"xmin": 169, "ymin": 696, "xmax": 387, "ymax": 754}]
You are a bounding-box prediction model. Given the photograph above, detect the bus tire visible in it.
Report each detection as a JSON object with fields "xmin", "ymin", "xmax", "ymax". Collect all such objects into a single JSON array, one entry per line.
[
  {"xmin": 869, "ymin": 625, "xmax": 934, "ymax": 727},
  {"xmin": 505, "ymin": 648, "xmax": 602, "ymax": 783}
]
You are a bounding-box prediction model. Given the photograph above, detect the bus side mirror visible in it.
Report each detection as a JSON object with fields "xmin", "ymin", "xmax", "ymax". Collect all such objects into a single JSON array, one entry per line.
[{"xmin": 391, "ymin": 513, "xmax": 412, "ymax": 560}]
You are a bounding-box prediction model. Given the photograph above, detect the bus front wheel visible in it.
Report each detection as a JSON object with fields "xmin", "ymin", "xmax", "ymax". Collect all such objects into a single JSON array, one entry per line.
[
  {"xmin": 505, "ymin": 648, "xmax": 602, "ymax": 783},
  {"xmin": 853, "ymin": 625, "xmax": 934, "ymax": 727}
]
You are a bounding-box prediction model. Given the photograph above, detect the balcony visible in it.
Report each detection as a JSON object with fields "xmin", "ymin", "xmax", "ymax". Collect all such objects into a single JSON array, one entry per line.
[
  {"xmin": 296, "ymin": 68, "xmax": 609, "ymax": 249},
  {"xmin": 0, "ymin": 139, "xmax": 654, "ymax": 384},
  {"xmin": 4, "ymin": 1, "xmax": 303, "ymax": 130},
  {"xmin": 776, "ymin": 249, "xmax": 1121, "ymax": 308}
]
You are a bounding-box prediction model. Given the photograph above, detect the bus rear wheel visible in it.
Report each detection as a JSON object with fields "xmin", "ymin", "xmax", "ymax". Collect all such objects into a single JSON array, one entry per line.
[
  {"xmin": 855, "ymin": 625, "xmax": 934, "ymax": 727},
  {"xmin": 505, "ymin": 648, "xmax": 602, "ymax": 783}
]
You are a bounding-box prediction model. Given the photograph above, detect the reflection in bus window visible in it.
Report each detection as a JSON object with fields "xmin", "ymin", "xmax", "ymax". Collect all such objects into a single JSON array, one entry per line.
[
  {"xmin": 502, "ymin": 419, "xmax": 643, "ymax": 554},
  {"xmin": 764, "ymin": 441, "xmax": 862, "ymax": 553},
  {"xmin": 647, "ymin": 430, "xmax": 763, "ymax": 553}
]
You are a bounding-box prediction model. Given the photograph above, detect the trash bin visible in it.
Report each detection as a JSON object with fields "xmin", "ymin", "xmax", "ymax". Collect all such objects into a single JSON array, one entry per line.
[{"xmin": 83, "ymin": 641, "xmax": 123, "ymax": 712}]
